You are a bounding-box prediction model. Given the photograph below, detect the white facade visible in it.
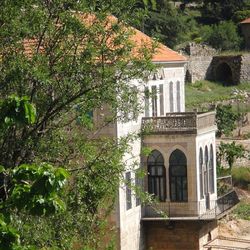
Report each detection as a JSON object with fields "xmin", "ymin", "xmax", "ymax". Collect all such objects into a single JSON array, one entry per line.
[{"xmin": 116, "ymin": 62, "xmax": 188, "ymax": 250}]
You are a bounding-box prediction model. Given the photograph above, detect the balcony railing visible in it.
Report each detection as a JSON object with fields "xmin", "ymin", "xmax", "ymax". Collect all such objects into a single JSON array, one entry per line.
[
  {"xmin": 141, "ymin": 111, "xmax": 216, "ymax": 134},
  {"xmin": 143, "ymin": 190, "xmax": 239, "ymax": 220}
]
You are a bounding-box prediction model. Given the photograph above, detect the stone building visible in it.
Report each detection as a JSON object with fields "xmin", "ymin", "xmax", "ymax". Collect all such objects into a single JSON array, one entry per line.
[
  {"xmin": 181, "ymin": 43, "xmax": 216, "ymax": 83},
  {"xmin": 95, "ymin": 25, "xmax": 239, "ymax": 250},
  {"xmin": 241, "ymin": 17, "xmax": 250, "ymax": 50},
  {"xmin": 181, "ymin": 42, "xmax": 250, "ymax": 85}
]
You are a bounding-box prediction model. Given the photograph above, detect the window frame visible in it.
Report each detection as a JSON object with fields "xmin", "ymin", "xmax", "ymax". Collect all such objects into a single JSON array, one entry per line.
[
  {"xmin": 169, "ymin": 149, "xmax": 188, "ymax": 202},
  {"xmin": 147, "ymin": 150, "xmax": 166, "ymax": 202}
]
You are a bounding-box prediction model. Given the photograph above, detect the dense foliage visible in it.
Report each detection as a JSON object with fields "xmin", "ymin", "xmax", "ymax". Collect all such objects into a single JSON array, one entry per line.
[
  {"xmin": 217, "ymin": 142, "xmax": 246, "ymax": 170},
  {"xmin": 216, "ymin": 104, "xmax": 238, "ymax": 137},
  {"xmin": 0, "ymin": 0, "xmax": 154, "ymax": 249},
  {"xmin": 136, "ymin": 0, "xmax": 250, "ymax": 50}
]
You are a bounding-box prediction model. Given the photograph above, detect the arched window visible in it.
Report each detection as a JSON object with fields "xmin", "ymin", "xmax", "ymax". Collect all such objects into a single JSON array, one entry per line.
[
  {"xmin": 148, "ymin": 150, "xmax": 166, "ymax": 201},
  {"xmin": 169, "ymin": 149, "xmax": 187, "ymax": 202},
  {"xmin": 199, "ymin": 148, "xmax": 204, "ymax": 199},
  {"xmin": 209, "ymin": 145, "xmax": 215, "ymax": 193},
  {"xmin": 204, "ymin": 146, "xmax": 209, "ymax": 194},
  {"xmin": 176, "ymin": 81, "xmax": 181, "ymax": 112},
  {"xmin": 169, "ymin": 82, "xmax": 174, "ymax": 112}
]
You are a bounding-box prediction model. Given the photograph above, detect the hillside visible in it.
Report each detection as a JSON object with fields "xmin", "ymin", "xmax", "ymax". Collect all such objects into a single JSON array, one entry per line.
[{"xmin": 134, "ymin": 0, "xmax": 250, "ymax": 51}]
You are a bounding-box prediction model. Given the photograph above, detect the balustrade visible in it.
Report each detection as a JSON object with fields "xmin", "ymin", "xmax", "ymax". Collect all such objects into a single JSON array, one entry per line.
[{"xmin": 142, "ymin": 111, "xmax": 216, "ymax": 134}]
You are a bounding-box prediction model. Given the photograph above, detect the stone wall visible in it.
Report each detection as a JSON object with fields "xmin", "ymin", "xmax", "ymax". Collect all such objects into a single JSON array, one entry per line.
[
  {"xmin": 144, "ymin": 220, "xmax": 218, "ymax": 250},
  {"xmin": 181, "ymin": 43, "xmax": 250, "ymax": 84},
  {"xmin": 241, "ymin": 23, "xmax": 250, "ymax": 50},
  {"xmin": 240, "ymin": 54, "xmax": 250, "ymax": 82},
  {"xmin": 208, "ymin": 55, "xmax": 242, "ymax": 84},
  {"xmin": 181, "ymin": 43, "xmax": 217, "ymax": 83}
]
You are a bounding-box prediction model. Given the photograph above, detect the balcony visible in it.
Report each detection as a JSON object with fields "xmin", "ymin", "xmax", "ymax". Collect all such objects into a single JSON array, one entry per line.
[
  {"xmin": 142, "ymin": 190, "xmax": 239, "ymax": 221},
  {"xmin": 141, "ymin": 111, "xmax": 216, "ymax": 135}
]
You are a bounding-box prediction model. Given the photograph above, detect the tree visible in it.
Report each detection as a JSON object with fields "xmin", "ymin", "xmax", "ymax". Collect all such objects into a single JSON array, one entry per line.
[
  {"xmin": 201, "ymin": 21, "xmax": 242, "ymax": 50},
  {"xmin": 216, "ymin": 104, "xmax": 238, "ymax": 137},
  {"xmin": 0, "ymin": 1, "xmax": 154, "ymax": 249},
  {"xmin": 201, "ymin": 0, "xmax": 245, "ymax": 24},
  {"xmin": 218, "ymin": 142, "xmax": 246, "ymax": 171},
  {"xmin": 138, "ymin": 0, "xmax": 198, "ymax": 48}
]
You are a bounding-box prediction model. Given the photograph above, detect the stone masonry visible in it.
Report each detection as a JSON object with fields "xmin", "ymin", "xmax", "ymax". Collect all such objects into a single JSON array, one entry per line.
[
  {"xmin": 181, "ymin": 43, "xmax": 250, "ymax": 85},
  {"xmin": 181, "ymin": 43, "xmax": 216, "ymax": 83}
]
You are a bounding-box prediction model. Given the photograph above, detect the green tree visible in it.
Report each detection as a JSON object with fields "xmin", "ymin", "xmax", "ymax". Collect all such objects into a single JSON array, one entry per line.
[
  {"xmin": 140, "ymin": 0, "xmax": 198, "ymax": 48},
  {"xmin": 218, "ymin": 142, "xmax": 246, "ymax": 170},
  {"xmin": 216, "ymin": 104, "xmax": 238, "ymax": 137},
  {"xmin": 201, "ymin": 21, "xmax": 242, "ymax": 50},
  {"xmin": 0, "ymin": 0, "xmax": 154, "ymax": 249},
  {"xmin": 201, "ymin": 0, "xmax": 245, "ymax": 24}
]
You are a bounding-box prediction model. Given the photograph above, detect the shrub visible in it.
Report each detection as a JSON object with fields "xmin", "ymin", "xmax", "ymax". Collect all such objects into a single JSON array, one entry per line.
[
  {"xmin": 233, "ymin": 201, "xmax": 250, "ymax": 220},
  {"xmin": 201, "ymin": 21, "xmax": 242, "ymax": 50},
  {"xmin": 233, "ymin": 10, "xmax": 250, "ymax": 23},
  {"xmin": 216, "ymin": 104, "xmax": 238, "ymax": 137},
  {"xmin": 232, "ymin": 167, "xmax": 250, "ymax": 188}
]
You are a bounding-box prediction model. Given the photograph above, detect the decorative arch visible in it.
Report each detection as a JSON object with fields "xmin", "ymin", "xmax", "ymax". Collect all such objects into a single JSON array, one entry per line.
[
  {"xmin": 215, "ymin": 62, "xmax": 233, "ymax": 85},
  {"xmin": 147, "ymin": 150, "xmax": 166, "ymax": 201},
  {"xmin": 199, "ymin": 147, "xmax": 204, "ymax": 199},
  {"xmin": 169, "ymin": 149, "xmax": 187, "ymax": 202},
  {"xmin": 209, "ymin": 144, "xmax": 215, "ymax": 193},
  {"xmin": 204, "ymin": 146, "xmax": 209, "ymax": 195}
]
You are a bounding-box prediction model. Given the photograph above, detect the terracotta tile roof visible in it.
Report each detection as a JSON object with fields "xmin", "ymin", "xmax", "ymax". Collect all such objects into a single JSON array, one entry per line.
[
  {"xmin": 131, "ymin": 28, "xmax": 186, "ymax": 62},
  {"xmin": 22, "ymin": 13, "xmax": 186, "ymax": 63},
  {"xmin": 241, "ymin": 17, "xmax": 250, "ymax": 24}
]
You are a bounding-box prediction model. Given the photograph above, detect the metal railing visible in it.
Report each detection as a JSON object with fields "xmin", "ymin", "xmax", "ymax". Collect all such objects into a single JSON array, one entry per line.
[
  {"xmin": 141, "ymin": 111, "xmax": 216, "ymax": 134},
  {"xmin": 217, "ymin": 175, "xmax": 233, "ymax": 197},
  {"xmin": 143, "ymin": 190, "xmax": 239, "ymax": 220}
]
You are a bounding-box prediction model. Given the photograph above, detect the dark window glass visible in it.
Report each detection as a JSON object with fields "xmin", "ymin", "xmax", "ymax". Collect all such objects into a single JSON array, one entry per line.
[
  {"xmin": 204, "ymin": 146, "xmax": 209, "ymax": 194},
  {"xmin": 199, "ymin": 148, "xmax": 204, "ymax": 199},
  {"xmin": 159, "ymin": 84, "xmax": 164, "ymax": 116},
  {"xmin": 177, "ymin": 81, "xmax": 181, "ymax": 112},
  {"xmin": 169, "ymin": 82, "xmax": 174, "ymax": 112},
  {"xmin": 152, "ymin": 86, "xmax": 157, "ymax": 116},
  {"xmin": 169, "ymin": 149, "xmax": 187, "ymax": 202},
  {"xmin": 209, "ymin": 145, "xmax": 215, "ymax": 193},
  {"xmin": 135, "ymin": 171, "xmax": 143, "ymax": 206},
  {"xmin": 126, "ymin": 172, "xmax": 132, "ymax": 210},
  {"xmin": 145, "ymin": 87, "xmax": 149, "ymax": 117},
  {"xmin": 148, "ymin": 150, "xmax": 166, "ymax": 201}
]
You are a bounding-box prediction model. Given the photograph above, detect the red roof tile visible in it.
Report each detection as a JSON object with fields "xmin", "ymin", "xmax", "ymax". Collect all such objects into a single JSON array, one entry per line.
[
  {"xmin": 132, "ymin": 28, "xmax": 186, "ymax": 62},
  {"xmin": 22, "ymin": 13, "xmax": 186, "ymax": 63},
  {"xmin": 241, "ymin": 17, "xmax": 250, "ymax": 24}
]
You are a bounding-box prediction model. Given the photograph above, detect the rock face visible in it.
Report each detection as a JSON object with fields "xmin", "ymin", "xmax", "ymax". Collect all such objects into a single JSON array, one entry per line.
[{"xmin": 181, "ymin": 43, "xmax": 250, "ymax": 85}]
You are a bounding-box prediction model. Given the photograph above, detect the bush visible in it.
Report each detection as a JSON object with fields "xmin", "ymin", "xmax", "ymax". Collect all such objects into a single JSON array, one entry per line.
[
  {"xmin": 201, "ymin": 21, "xmax": 242, "ymax": 50},
  {"xmin": 233, "ymin": 201, "xmax": 250, "ymax": 220},
  {"xmin": 233, "ymin": 10, "xmax": 250, "ymax": 23},
  {"xmin": 232, "ymin": 167, "xmax": 250, "ymax": 188},
  {"xmin": 216, "ymin": 104, "xmax": 238, "ymax": 137}
]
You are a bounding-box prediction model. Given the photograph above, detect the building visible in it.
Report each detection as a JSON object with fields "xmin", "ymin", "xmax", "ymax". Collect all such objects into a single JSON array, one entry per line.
[
  {"xmin": 93, "ymin": 22, "xmax": 239, "ymax": 250},
  {"xmin": 241, "ymin": 17, "xmax": 250, "ymax": 50}
]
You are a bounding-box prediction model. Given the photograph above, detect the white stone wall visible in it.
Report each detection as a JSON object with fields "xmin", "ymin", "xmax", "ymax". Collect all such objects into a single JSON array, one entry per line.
[
  {"xmin": 196, "ymin": 130, "xmax": 217, "ymax": 215},
  {"xmin": 145, "ymin": 63, "xmax": 185, "ymax": 116},
  {"xmin": 116, "ymin": 62, "xmax": 186, "ymax": 250}
]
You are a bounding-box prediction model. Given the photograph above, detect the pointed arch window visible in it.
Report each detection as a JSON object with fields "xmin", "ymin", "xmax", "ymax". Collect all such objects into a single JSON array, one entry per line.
[
  {"xmin": 204, "ymin": 146, "xmax": 209, "ymax": 195},
  {"xmin": 148, "ymin": 150, "xmax": 166, "ymax": 201},
  {"xmin": 169, "ymin": 82, "xmax": 174, "ymax": 112},
  {"xmin": 199, "ymin": 148, "xmax": 204, "ymax": 199},
  {"xmin": 169, "ymin": 149, "xmax": 187, "ymax": 202},
  {"xmin": 176, "ymin": 81, "xmax": 181, "ymax": 112},
  {"xmin": 209, "ymin": 145, "xmax": 215, "ymax": 193}
]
